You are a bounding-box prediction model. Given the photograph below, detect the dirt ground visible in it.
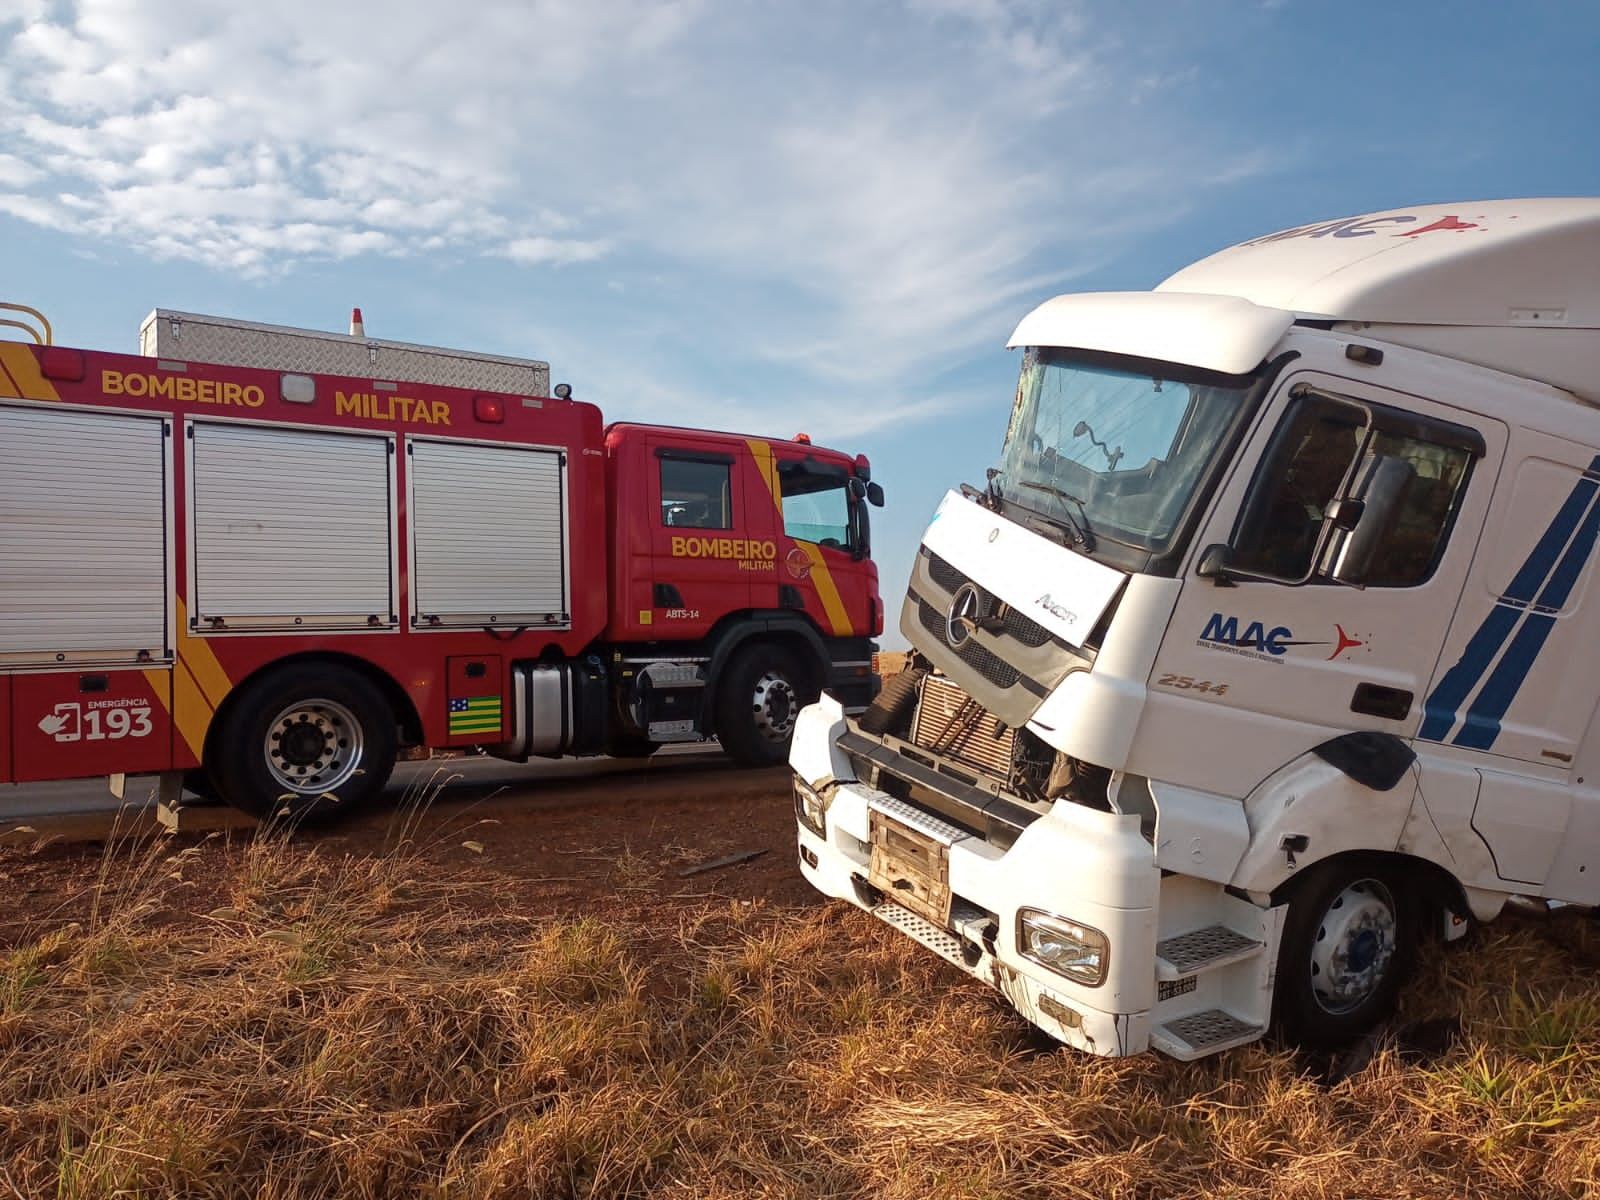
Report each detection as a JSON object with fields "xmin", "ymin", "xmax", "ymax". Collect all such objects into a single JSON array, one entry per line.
[{"xmin": 0, "ymin": 754, "xmax": 814, "ymax": 945}]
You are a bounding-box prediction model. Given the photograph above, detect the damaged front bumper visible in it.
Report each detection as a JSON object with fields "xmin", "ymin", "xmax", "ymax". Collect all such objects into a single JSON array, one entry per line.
[{"xmin": 790, "ymin": 693, "xmax": 1161, "ymax": 1057}]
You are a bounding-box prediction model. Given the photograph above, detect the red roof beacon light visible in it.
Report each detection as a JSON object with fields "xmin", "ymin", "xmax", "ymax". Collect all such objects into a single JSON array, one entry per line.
[{"xmin": 473, "ymin": 394, "xmax": 506, "ymax": 423}]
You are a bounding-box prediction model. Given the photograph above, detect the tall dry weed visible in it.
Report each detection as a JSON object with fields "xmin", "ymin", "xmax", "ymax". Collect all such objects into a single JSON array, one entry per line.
[{"xmin": 4, "ymin": 820, "xmax": 1600, "ymax": 1198}]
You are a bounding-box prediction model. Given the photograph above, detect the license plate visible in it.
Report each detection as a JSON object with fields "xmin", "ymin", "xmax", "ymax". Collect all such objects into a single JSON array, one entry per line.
[
  {"xmin": 868, "ymin": 811, "xmax": 952, "ymax": 924},
  {"xmin": 648, "ymin": 719, "xmax": 696, "ymax": 738}
]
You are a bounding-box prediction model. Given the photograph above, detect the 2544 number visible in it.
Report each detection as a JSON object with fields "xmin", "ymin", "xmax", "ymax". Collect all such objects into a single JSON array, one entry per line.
[{"xmin": 1156, "ymin": 673, "xmax": 1229, "ymax": 696}]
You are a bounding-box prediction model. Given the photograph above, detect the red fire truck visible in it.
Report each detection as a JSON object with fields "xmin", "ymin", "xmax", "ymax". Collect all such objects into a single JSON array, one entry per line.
[{"xmin": 0, "ymin": 304, "xmax": 883, "ymax": 819}]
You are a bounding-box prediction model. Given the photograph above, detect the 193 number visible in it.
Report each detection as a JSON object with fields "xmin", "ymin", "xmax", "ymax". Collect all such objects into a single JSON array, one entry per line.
[
  {"xmin": 37, "ymin": 702, "xmax": 155, "ymax": 743},
  {"xmin": 84, "ymin": 707, "xmax": 154, "ymax": 740}
]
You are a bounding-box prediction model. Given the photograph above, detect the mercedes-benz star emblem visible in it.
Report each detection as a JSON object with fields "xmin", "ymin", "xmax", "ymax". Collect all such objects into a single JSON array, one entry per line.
[{"xmin": 946, "ymin": 583, "xmax": 985, "ymax": 648}]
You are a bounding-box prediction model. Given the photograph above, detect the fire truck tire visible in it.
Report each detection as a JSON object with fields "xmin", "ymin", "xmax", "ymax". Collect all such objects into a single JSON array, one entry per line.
[
  {"xmin": 182, "ymin": 769, "xmax": 223, "ymax": 804},
  {"xmin": 1272, "ymin": 857, "xmax": 1417, "ymax": 1049},
  {"xmin": 211, "ymin": 665, "xmax": 398, "ymax": 823},
  {"xmin": 856, "ymin": 667, "xmax": 925, "ymax": 738},
  {"xmin": 714, "ymin": 645, "xmax": 814, "ymax": 768}
]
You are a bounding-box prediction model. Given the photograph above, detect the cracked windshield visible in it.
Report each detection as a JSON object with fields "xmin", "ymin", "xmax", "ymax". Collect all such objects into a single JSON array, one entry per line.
[{"xmin": 994, "ymin": 352, "xmax": 1255, "ymax": 553}]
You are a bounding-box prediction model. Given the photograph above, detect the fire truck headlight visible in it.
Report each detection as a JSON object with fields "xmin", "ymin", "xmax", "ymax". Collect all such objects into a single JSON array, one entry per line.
[
  {"xmin": 1017, "ymin": 909, "xmax": 1108, "ymax": 987},
  {"xmin": 793, "ymin": 777, "xmax": 828, "ymax": 837}
]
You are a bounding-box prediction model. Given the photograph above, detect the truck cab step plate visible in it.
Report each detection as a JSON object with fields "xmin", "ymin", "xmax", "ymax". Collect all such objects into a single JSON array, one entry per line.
[
  {"xmin": 1151, "ymin": 1009, "xmax": 1265, "ymax": 1061},
  {"xmin": 1156, "ymin": 924, "xmax": 1264, "ymax": 979},
  {"xmin": 872, "ymin": 900, "xmax": 967, "ymax": 967}
]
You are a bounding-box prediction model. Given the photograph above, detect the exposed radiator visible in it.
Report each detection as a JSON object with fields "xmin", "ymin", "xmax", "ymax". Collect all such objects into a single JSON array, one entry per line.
[{"xmin": 912, "ymin": 674, "xmax": 1017, "ymax": 780}]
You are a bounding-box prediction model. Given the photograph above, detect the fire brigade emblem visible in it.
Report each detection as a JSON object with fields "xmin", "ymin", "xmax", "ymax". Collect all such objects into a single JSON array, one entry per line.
[{"xmin": 786, "ymin": 547, "xmax": 812, "ymax": 580}]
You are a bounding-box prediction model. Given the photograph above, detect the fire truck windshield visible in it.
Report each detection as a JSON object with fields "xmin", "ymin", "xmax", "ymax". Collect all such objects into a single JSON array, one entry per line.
[
  {"xmin": 994, "ymin": 349, "xmax": 1258, "ymax": 558},
  {"xmin": 779, "ymin": 460, "xmax": 865, "ymax": 555}
]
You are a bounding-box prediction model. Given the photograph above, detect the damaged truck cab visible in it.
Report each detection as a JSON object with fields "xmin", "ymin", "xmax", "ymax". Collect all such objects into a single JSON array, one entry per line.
[{"xmin": 791, "ymin": 199, "xmax": 1600, "ymax": 1058}]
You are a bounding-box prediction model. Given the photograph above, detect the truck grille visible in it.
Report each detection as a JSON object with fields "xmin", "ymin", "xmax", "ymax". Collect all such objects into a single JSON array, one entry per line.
[
  {"xmin": 904, "ymin": 543, "xmax": 1102, "ymax": 731},
  {"xmin": 912, "ymin": 675, "xmax": 1017, "ymax": 780},
  {"xmin": 916, "ymin": 598, "xmax": 1024, "ymax": 689},
  {"xmin": 926, "ymin": 553, "xmax": 1053, "ymax": 647}
]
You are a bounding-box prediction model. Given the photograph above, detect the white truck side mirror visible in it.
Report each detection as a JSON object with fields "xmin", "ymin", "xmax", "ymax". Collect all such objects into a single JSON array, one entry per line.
[{"xmin": 1325, "ymin": 455, "xmax": 1415, "ymax": 587}]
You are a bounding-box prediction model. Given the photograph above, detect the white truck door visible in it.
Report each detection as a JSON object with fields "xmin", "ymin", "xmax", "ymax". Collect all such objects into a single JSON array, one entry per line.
[
  {"xmin": 1422, "ymin": 428, "xmax": 1600, "ymax": 893},
  {"xmin": 1138, "ymin": 371, "xmax": 1502, "ymax": 804}
]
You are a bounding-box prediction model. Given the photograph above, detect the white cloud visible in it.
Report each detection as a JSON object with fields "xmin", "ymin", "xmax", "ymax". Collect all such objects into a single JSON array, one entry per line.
[
  {"xmin": 0, "ymin": 0, "xmax": 1274, "ymax": 433},
  {"xmin": 505, "ymin": 235, "xmax": 612, "ymax": 266}
]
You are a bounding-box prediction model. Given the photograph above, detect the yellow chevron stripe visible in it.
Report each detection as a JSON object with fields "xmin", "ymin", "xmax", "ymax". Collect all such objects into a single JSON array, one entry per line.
[
  {"xmin": 746, "ymin": 439, "xmax": 855, "ymax": 635},
  {"xmin": 801, "ymin": 542, "xmax": 854, "ymax": 636},
  {"xmin": 169, "ymin": 661, "xmax": 213, "ymax": 760},
  {"xmin": 0, "ymin": 342, "xmax": 59, "ymax": 401},
  {"xmin": 141, "ymin": 599, "xmax": 236, "ymax": 762},
  {"xmin": 140, "ymin": 666, "xmax": 173, "ymax": 731},
  {"xmin": 140, "ymin": 659, "xmax": 208, "ymax": 761},
  {"xmin": 174, "ymin": 599, "xmax": 234, "ymax": 710},
  {"xmin": 745, "ymin": 438, "xmax": 781, "ymax": 510}
]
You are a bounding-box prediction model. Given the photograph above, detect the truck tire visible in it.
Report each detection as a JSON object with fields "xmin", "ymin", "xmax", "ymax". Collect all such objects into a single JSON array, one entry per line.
[
  {"xmin": 1273, "ymin": 857, "xmax": 1416, "ymax": 1049},
  {"xmin": 714, "ymin": 645, "xmax": 813, "ymax": 768},
  {"xmin": 182, "ymin": 768, "xmax": 223, "ymax": 805},
  {"xmin": 210, "ymin": 664, "xmax": 398, "ymax": 823},
  {"xmin": 856, "ymin": 667, "xmax": 925, "ymax": 738}
]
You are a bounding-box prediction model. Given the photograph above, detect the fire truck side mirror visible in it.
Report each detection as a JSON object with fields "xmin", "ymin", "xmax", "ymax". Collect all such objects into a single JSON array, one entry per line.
[{"xmin": 866, "ymin": 481, "xmax": 885, "ymax": 508}]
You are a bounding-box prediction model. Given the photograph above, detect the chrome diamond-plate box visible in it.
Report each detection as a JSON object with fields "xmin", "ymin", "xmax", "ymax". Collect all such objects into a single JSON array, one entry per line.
[{"xmin": 139, "ymin": 309, "xmax": 550, "ymax": 396}]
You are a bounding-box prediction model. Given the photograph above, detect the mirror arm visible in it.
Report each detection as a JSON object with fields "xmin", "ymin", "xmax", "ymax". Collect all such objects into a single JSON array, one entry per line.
[{"xmin": 1196, "ymin": 543, "xmax": 1239, "ymax": 587}]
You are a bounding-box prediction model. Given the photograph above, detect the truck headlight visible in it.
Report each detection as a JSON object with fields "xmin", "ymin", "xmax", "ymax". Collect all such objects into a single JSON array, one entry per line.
[
  {"xmin": 1017, "ymin": 908, "xmax": 1108, "ymax": 987},
  {"xmin": 793, "ymin": 777, "xmax": 828, "ymax": 837}
]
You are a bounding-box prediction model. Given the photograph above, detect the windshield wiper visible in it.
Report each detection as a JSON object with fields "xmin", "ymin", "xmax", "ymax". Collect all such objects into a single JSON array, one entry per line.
[{"xmin": 1017, "ymin": 480, "xmax": 1096, "ymax": 551}]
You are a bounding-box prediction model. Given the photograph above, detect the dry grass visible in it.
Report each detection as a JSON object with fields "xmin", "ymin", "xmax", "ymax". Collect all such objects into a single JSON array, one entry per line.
[{"xmin": 4, "ymin": 829, "xmax": 1600, "ymax": 1199}]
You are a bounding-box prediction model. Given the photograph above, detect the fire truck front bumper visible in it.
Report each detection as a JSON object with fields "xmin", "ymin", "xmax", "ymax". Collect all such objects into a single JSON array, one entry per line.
[
  {"xmin": 790, "ymin": 696, "xmax": 1161, "ymax": 1058},
  {"xmin": 826, "ymin": 643, "xmax": 880, "ymax": 713}
]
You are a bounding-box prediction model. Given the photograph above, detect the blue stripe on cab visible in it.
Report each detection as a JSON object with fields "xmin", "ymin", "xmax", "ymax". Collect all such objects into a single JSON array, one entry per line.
[
  {"xmin": 1453, "ymin": 613, "xmax": 1557, "ymax": 748},
  {"xmin": 1419, "ymin": 604, "xmax": 1520, "ymax": 740},
  {"xmin": 1500, "ymin": 476, "xmax": 1597, "ymax": 603},
  {"xmin": 1451, "ymin": 487, "xmax": 1600, "ymax": 748},
  {"xmin": 1419, "ymin": 454, "xmax": 1600, "ymax": 746}
]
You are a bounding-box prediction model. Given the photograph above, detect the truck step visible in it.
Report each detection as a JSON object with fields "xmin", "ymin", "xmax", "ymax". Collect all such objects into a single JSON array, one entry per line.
[
  {"xmin": 872, "ymin": 901, "xmax": 967, "ymax": 967},
  {"xmin": 1156, "ymin": 924, "xmax": 1264, "ymax": 979},
  {"xmin": 1151, "ymin": 1009, "xmax": 1266, "ymax": 1061}
]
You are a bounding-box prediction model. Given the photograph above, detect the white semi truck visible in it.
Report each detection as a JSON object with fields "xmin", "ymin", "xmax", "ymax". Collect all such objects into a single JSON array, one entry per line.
[{"xmin": 790, "ymin": 199, "xmax": 1600, "ymax": 1059}]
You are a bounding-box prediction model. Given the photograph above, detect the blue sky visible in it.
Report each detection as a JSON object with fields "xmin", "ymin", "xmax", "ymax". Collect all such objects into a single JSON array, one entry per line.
[{"xmin": 4, "ymin": 0, "xmax": 1598, "ymax": 648}]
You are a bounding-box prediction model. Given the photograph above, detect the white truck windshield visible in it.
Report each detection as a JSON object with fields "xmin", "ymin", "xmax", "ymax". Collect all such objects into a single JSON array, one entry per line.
[{"xmin": 995, "ymin": 351, "xmax": 1257, "ymax": 554}]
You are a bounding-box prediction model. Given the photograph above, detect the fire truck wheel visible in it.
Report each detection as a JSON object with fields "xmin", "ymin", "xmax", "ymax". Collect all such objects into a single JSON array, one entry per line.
[
  {"xmin": 1273, "ymin": 857, "xmax": 1417, "ymax": 1049},
  {"xmin": 715, "ymin": 645, "xmax": 814, "ymax": 768},
  {"xmin": 856, "ymin": 668, "xmax": 925, "ymax": 738},
  {"xmin": 211, "ymin": 665, "xmax": 398, "ymax": 822},
  {"xmin": 182, "ymin": 769, "xmax": 223, "ymax": 804}
]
